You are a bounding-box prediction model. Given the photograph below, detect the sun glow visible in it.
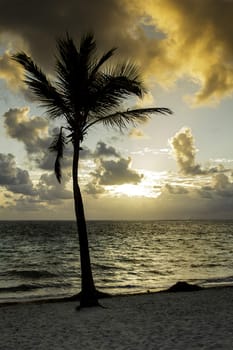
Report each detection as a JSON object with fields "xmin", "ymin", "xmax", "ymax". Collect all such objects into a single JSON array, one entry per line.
[
  {"xmin": 111, "ymin": 183, "xmax": 155, "ymax": 197},
  {"xmin": 108, "ymin": 171, "xmax": 166, "ymax": 198}
]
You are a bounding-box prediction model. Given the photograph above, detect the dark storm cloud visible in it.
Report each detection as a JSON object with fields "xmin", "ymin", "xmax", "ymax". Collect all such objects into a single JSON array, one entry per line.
[
  {"xmin": 1, "ymin": 0, "xmax": 233, "ymax": 104},
  {"xmin": 0, "ymin": 0, "xmax": 145, "ymax": 71},
  {"xmin": 0, "ymin": 153, "xmax": 35, "ymax": 195}
]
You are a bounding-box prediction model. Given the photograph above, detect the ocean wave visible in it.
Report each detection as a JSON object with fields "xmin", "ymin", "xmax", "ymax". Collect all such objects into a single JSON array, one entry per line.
[
  {"xmin": 191, "ymin": 263, "xmax": 223, "ymax": 268},
  {"xmin": 0, "ymin": 282, "xmax": 72, "ymax": 293},
  {"xmin": 200, "ymin": 275, "xmax": 233, "ymax": 287},
  {"xmin": 1, "ymin": 220, "xmax": 233, "ymax": 300},
  {"xmin": 0, "ymin": 270, "xmax": 58, "ymax": 279},
  {"xmin": 92, "ymin": 263, "xmax": 120, "ymax": 271}
]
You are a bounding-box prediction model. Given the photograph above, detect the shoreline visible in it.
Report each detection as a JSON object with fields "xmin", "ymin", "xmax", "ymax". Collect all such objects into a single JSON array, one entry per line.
[
  {"xmin": 1, "ymin": 282, "xmax": 232, "ymax": 307},
  {"xmin": 1, "ymin": 285, "xmax": 233, "ymax": 349}
]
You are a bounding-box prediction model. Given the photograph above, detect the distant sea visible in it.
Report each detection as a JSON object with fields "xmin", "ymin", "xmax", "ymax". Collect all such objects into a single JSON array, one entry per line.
[{"xmin": 0, "ymin": 220, "xmax": 233, "ymax": 303}]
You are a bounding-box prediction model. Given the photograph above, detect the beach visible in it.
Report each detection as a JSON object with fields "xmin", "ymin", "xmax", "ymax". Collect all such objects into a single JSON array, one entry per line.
[{"xmin": 1, "ymin": 287, "xmax": 233, "ymax": 349}]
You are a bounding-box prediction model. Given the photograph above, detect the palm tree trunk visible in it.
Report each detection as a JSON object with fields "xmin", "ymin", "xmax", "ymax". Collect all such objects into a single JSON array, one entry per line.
[{"xmin": 72, "ymin": 140, "xmax": 99, "ymax": 307}]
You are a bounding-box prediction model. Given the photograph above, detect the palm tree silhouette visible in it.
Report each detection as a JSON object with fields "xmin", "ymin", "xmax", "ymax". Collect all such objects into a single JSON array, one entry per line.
[{"xmin": 13, "ymin": 33, "xmax": 172, "ymax": 308}]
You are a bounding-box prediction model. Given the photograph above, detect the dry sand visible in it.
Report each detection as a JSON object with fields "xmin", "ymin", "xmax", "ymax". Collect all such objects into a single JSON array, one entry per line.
[{"xmin": 1, "ymin": 287, "xmax": 233, "ymax": 349}]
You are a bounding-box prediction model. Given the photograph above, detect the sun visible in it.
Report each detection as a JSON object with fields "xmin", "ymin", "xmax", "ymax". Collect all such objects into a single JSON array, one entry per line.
[
  {"xmin": 108, "ymin": 171, "xmax": 166, "ymax": 198},
  {"xmin": 112, "ymin": 184, "xmax": 153, "ymax": 197}
]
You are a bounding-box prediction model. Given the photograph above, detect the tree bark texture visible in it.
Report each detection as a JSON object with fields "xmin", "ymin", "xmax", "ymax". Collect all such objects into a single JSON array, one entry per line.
[{"xmin": 72, "ymin": 140, "xmax": 99, "ymax": 307}]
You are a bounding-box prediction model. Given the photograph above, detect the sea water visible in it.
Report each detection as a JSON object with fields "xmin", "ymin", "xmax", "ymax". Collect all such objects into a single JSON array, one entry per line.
[{"xmin": 0, "ymin": 220, "xmax": 233, "ymax": 302}]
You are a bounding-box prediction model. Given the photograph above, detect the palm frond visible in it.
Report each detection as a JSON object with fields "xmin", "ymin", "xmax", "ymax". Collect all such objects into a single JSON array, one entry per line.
[
  {"xmin": 83, "ymin": 107, "xmax": 172, "ymax": 133},
  {"xmin": 84, "ymin": 76, "xmax": 144, "ymax": 120},
  {"xmin": 84, "ymin": 60, "xmax": 149, "ymax": 119},
  {"xmin": 79, "ymin": 32, "xmax": 96, "ymax": 63},
  {"xmin": 49, "ymin": 128, "xmax": 66, "ymax": 183},
  {"xmin": 55, "ymin": 33, "xmax": 97, "ymax": 118},
  {"xmin": 13, "ymin": 33, "xmax": 172, "ymax": 157},
  {"xmin": 12, "ymin": 52, "xmax": 69, "ymax": 119},
  {"xmin": 106, "ymin": 61, "xmax": 146, "ymax": 96},
  {"xmin": 90, "ymin": 48, "xmax": 116, "ymax": 78}
]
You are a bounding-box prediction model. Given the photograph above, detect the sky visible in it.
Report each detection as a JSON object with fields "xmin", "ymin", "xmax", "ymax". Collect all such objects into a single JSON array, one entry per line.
[{"xmin": 1, "ymin": 0, "xmax": 233, "ymax": 220}]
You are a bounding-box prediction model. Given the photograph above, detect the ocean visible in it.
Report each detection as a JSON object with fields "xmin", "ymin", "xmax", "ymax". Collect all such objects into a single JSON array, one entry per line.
[{"xmin": 0, "ymin": 220, "xmax": 233, "ymax": 303}]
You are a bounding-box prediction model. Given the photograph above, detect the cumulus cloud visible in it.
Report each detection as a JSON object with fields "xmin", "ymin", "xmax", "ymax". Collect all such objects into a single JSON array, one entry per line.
[
  {"xmin": 93, "ymin": 141, "xmax": 120, "ymax": 158},
  {"xmin": 0, "ymin": 153, "xmax": 73, "ymax": 211},
  {"xmin": 3, "ymin": 107, "xmax": 73, "ymax": 170},
  {"xmin": 194, "ymin": 173, "xmax": 233, "ymax": 216},
  {"xmin": 210, "ymin": 173, "xmax": 233, "ymax": 197},
  {"xmin": 1, "ymin": 0, "xmax": 233, "ymax": 104},
  {"xmin": 37, "ymin": 172, "xmax": 72, "ymax": 202},
  {"xmin": 3, "ymin": 107, "xmax": 49, "ymax": 153},
  {"xmin": 93, "ymin": 157, "xmax": 143, "ymax": 186},
  {"xmin": 84, "ymin": 181, "xmax": 106, "ymax": 197},
  {"xmin": 84, "ymin": 141, "xmax": 143, "ymax": 195},
  {"xmin": 170, "ymin": 127, "xmax": 221, "ymax": 175},
  {"xmin": 170, "ymin": 127, "xmax": 204, "ymax": 175},
  {"xmin": 0, "ymin": 153, "xmax": 35, "ymax": 195}
]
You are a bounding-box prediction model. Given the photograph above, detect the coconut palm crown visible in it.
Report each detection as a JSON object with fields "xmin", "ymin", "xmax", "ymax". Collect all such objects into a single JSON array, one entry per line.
[{"xmin": 12, "ymin": 33, "xmax": 172, "ymax": 308}]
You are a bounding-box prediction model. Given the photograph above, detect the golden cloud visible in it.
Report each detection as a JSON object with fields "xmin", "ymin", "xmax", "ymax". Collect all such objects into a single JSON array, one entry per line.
[
  {"xmin": 136, "ymin": 0, "xmax": 233, "ymax": 105},
  {"xmin": 0, "ymin": 51, "xmax": 25, "ymax": 91},
  {"xmin": 128, "ymin": 128, "xmax": 148, "ymax": 139},
  {"xmin": 1, "ymin": 0, "xmax": 233, "ymax": 105}
]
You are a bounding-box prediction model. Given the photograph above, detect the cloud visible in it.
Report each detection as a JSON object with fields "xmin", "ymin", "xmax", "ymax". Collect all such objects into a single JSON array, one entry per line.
[
  {"xmin": 3, "ymin": 106, "xmax": 54, "ymax": 169},
  {"xmin": 84, "ymin": 141, "xmax": 143, "ymax": 194},
  {"xmin": 170, "ymin": 127, "xmax": 221, "ymax": 176},
  {"xmin": 0, "ymin": 153, "xmax": 35, "ymax": 195},
  {"xmin": 170, "ymin": 127, "xmax": 204, "ymax": 175},
  {"xmin": 93, "ymin": 141, "xmax": 120, "ymax": 158},
  {"xmin": 129, "ymin": 128, "xmax": 147, "ymax": 139},
  {"xmin": 2, "ymin": 0, "xmax": 233, "ymax": 104},
  {"xmin": 164, "ymin": 183, "xmax": 188, "ymax": 195},
  {"xmin": 37, "ymin": 172, "xmax": 72, "ymax": 202},
  {"xmin": 210, "ymin": 173, "xmax": 233, "ymax": 197},
  {"xmin": 84, "ymin": 181, "xmax": 106, "ymax": 197},
  {"xmin": 3, "ymin": 107, "xmax": 49, "ymax": 153},
  {"xmin": 0, "ymin": 0, "xmax": 146, "ymax": 71},
  {"xmin": 142, "ymin": 0, "xmax": 233, "ymax": 105},
  {"xmin": 3, "ymin": 107, "xmax": 73, "ymax": 170},
  {"xmin": 93, "ymin": 157, "xmax": 143, "ymax": 186},
  {"xmin": 0, "ymin": 151, "xmax": 72, "ymax": 201},
  {"xmin": 192, "ymin": 172, "xmax": 233, "ymax": 218},
  {"xmin": 0, "ymin": 51, "xmax": 25, "ymax": 91}
]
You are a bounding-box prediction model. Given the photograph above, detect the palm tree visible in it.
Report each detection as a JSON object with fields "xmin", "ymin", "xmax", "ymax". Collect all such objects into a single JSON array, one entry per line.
[{"xmin": 12, "ymin": 33, "xmax": 172, "ymax": 308}]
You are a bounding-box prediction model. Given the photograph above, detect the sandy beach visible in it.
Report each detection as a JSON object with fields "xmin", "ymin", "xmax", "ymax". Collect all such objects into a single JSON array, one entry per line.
[{"xmin": 0, "ymin": 287, "xmax": 233, "ymax": 350}]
